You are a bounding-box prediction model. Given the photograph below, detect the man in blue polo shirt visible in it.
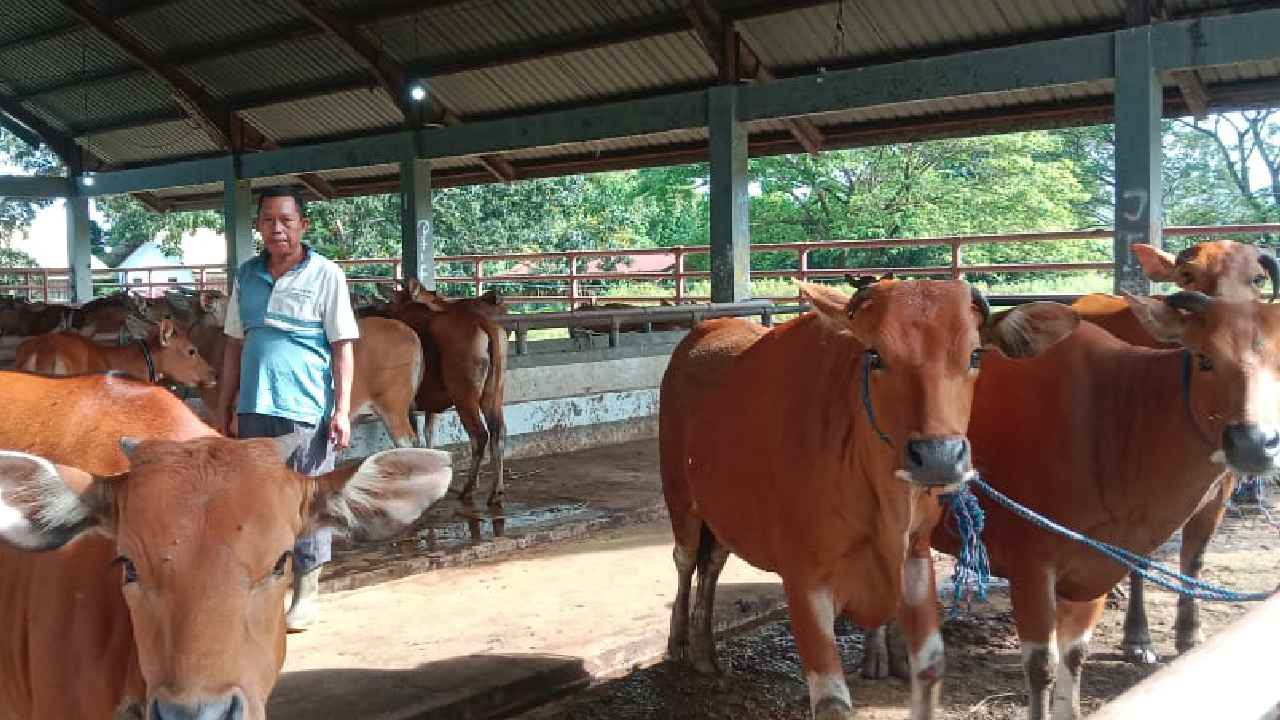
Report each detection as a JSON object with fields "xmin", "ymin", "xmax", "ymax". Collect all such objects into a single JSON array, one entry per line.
[{"xmin": 218, "ymin": 186, "xmax": 359, "ymax": 632}]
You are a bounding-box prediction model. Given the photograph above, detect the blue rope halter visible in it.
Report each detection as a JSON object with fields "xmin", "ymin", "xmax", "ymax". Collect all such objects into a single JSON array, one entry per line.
[{"xmin": 860, "ymin": 349, "xmax": 990, "ymax": 609}]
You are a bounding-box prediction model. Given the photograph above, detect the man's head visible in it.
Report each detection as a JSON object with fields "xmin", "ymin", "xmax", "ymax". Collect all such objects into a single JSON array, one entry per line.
[{"xmin": 255, "ymin": 187, "xmax": 309, "ymax": 262}]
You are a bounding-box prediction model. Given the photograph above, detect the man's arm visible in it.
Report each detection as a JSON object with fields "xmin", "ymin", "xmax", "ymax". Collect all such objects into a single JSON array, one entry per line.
[
  {"xmin": 328, "ymin": 340, "xmax": 355, "ymax": 448},
  {"xmin": 218, "ymin": 338, "xmax": 243, "ymax": 436}
]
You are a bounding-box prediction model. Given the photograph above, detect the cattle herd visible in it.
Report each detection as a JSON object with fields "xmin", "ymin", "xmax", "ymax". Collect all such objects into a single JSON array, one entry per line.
[{"xmin": 0, "ymin": 239, "xmax": 1275, "ymax": 719}]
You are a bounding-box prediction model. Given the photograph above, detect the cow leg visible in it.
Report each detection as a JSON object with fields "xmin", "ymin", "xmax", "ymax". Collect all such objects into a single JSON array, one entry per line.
[
  {"xmin": 899, "ymin": 555, "xmax": 945, "ymax": 720},
  {"xmin": 1120, "ymin": 573, "xmax": 1158, "ymax": 664},
  {"xmin": 689, "ymin": 530, "xmax": 730, "ymax": 674},
  {"xmin": 422, "ymin": 412, "xmax": 437, "ymax": 448},
  {"xmin": 1052, "ymin": 597, "xmax": 1105, "ymax": 720},
  {"xmin": 861, "ymin": 622, "xmax": 910, "ymax": 679},
  {"xmin": 374, "ymin": 396, "xmax": 419, "ymax": 449},
  {"xmin": 1010, "ymin": 571, "xmax": 1058, "ymax": 720},
  {"xmin": 1176, "ymin": 473, "xmax": 1232, "ymax": 654},
  {"xmin": 455, "ymin": 404, "xmax": 490, "ymax": 505},
  {"xmin": 786, "ymin": 583, "xmax": 854, "ymax": 719},
  {"xmin": 483, "ymin": 405, "xmax": 506, "ymax": 507},
  {"xmin": 666, "ymin": 518, "xmax": 703, "ymax": 663}
]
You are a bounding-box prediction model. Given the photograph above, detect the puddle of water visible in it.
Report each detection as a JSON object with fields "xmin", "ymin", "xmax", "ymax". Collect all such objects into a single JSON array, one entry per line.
[{"xmin": 334, "ymin": 500, "xmax": 602, "ymax": 564}]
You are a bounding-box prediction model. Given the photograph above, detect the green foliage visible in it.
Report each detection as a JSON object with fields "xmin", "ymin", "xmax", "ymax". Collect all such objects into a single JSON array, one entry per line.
[
  {"xmin": 94, "ymin": 194, "xmax": 222, "ymax": 266},
  {"xmin": 0, "ymin": 128, "xmax": 61, "ymax": 245}
]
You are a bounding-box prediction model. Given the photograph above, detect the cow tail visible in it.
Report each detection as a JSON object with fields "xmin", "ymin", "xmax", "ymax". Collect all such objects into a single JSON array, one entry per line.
[{"xmin": 479, "ymin": 317, "xmax": 505, "ymax": 410}]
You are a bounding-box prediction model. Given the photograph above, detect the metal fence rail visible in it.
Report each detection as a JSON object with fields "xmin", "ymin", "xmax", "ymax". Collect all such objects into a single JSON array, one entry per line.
[{"xmin": 2, "ymin": 224, "xmax": 1276, "ymax": 305}]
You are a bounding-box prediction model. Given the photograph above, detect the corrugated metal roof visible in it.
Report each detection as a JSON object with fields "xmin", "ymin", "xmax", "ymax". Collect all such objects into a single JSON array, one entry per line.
[
  {"xmin": 118, "ymin": 0, "xmax": 299, "ymax": 58},
  {"xmin": 82, "ymin": 118, "xmax": 220, "ymax": 165},
  {"xmin": 240, "ymin": 88, "xmax": 403, "ymax": 143},
  {"xmin": 184, "ymin": 33, "xmax": 371, "ymax": 100},
  {"xmin": 0, "ymin": 0, "xmax": 1276, "ymax": 193},
  {"xmin": 432, "ymin": 31, "xmax": 711, "ymax": 117},
  {"xmin": 0, "ymin": 0, "xmax": 74, "ymax": 48}
]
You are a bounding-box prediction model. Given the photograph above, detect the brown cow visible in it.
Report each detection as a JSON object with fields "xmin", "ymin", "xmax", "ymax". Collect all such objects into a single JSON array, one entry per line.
[
  {"xmin": 15, "ymin": 318, "xmax": 218, "ymax": 388},
  {"xmin": 389, "ymin": 297, "xmax": 508, "ymax": 506},
  {"xmin": 662, "ymin": 280, "xmax": 1078, "ymax": 719},
  {"xmin": 68, "ymin": 290, "xmax": 151, "ymax": 338},
  {"xmin": 0, "ymin": 372, "xmax": 452, "ymax": 719},
  {"xmin": 1088, "ymin": 240, "xmax": 1279, "ymax": 665},
  {"xmin": 0, "ymin": 300, "xmax": 69, "ymax": 338},
  {"xmin": 399, "ymin": 278, "xmax": 506, "ymax": 317},
  {"xmin": 940, "ymin": 293, "xmax": 1280, "ymax": 720}
]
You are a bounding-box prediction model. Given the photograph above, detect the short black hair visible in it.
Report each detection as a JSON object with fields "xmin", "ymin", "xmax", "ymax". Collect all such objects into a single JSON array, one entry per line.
[{"xmin": 256, "ymin": 185, "xmax": 308, "ymax": 217}]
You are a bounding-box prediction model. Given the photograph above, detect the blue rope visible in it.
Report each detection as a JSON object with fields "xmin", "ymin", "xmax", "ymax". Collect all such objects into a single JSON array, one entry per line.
[
  {"xmin": 1232, "ymin": 475, "xmax": 1271, "ymax": 505},
  {"xmin": 941, "ymin": 488, "xmax": 991, "ymax": 615},
  {"xmin": 861, "ymin": 350, "xmax": 893, "ymax": 447},
  {"xmin": 969, "ymin": 476, "xmax": 1273, "ymax": 603}
]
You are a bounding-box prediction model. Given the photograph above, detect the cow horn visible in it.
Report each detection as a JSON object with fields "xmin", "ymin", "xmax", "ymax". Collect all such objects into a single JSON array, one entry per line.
[
  {"xmin": 970, "ymin": 285, "xmax": 991, "ymax": 324},
  {"xmin": 1164, "ymin": 290, "xmax": 1212, "ymax": 315},
  {"xmin": 119, "ymin": 437, "xmax": 142, "ymax": 459},
  {"xmin": 1259, "ymin": 253, "xmax": 1280, "ymax": 302}
]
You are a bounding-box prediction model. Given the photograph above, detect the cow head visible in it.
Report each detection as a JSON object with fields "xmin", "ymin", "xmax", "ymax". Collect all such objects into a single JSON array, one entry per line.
[
  {"xmin": 800, "ymin": 280, "xmax": 1079, "ymax": 489},
  {"xmin": 150, "ymin": 318, "xmax": 219, "ymax": 388},
  {"xmin": 1127, "ymin": 291, "xmax": 1280, "ymax": 475},
  {"xmin": 1133, "ymin": 241, "xmax": 1279, "ymax": 301},
  {"xmin": 0, "ymin": 437, "xmax": 452, "ymax": 720}
]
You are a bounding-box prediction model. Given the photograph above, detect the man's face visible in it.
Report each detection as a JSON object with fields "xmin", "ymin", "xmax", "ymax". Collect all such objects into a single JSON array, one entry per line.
[{"xmin": 256, "ymin": 196, "xmax": 309, "ymax": 260}]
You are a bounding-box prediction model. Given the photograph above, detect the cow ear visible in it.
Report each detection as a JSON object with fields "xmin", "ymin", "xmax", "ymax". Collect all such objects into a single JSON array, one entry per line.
[
  {"xmin": 0, "ymin": 451, "xmax": 119, "ymax": 551},
  {"xmin": 798, "ymin": 281, "xmax": 856, "ymax": 335},
  {"xmin": 982, "ymin": 302, "xmax": 1080, "ymax": 358},
  {"xmin": 306, "ymin": 448, "xmax": 452, "ymax": 541},
  {"xmin": 1132, "ymin": 244, "xmax": 1178, "ymax": 283},
  {"xmin": 1124, "ymin": 292, "xmax": 1189, "ymax": 343}
]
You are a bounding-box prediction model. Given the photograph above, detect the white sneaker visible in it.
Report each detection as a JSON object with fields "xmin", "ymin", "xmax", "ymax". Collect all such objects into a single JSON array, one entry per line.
[{"xmin": 285, "ymin": 566, "xmax": 322, "ymax": 632}]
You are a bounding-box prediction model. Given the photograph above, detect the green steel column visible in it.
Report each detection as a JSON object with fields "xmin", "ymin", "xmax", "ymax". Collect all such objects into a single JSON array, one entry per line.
[
  {"xmin": 65, "ymin": 187, "xmax": 92, "ymax": 303},
  {"xmin": 1113, "ymin": 26, "xmax": 1163, "ymax": 295},
  {"xmin": 222, "ymin": 177, "xmax": 254, "ymax": 280},
  {"xmin": 400, "ymin": 156, "xmax": 434, "ymax": 290},
  {"xmin": 708, "ymin": 85, "xmax": 750, "ymax": 303}
]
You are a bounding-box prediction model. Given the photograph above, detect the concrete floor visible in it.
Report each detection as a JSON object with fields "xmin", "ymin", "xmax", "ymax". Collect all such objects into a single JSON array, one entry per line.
[{"xmin": 269, "ymin": 521, "xmax": 785, "ymax": 720}]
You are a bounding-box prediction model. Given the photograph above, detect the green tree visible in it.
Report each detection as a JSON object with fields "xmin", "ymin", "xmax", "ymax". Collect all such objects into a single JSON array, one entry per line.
[
  {"xmin": 94, "ymin": 194, "xmax": 222, "ymax": 265},
  {"xmin": 0, "ymin": 128, "xmax": 61, "ymax": 246}
]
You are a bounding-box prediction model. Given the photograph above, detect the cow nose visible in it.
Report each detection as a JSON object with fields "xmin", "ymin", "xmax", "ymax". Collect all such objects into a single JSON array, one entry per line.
[
  {"xmin": 151, "ymin": 693, "xmax": 244, "ymax": 720},
  {"xmin": 1222, "ymin": 422, "xmax": 1280, "ymax": 473},
  {"xmin": 903, "ymin": 436, "xmax": 971, "ymax": 488}
]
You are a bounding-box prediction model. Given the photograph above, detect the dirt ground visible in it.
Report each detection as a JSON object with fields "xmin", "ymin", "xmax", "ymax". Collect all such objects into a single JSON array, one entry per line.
[{"xmin": 515, "ymin": 495, "xmax": 1280, "ymax": 720}]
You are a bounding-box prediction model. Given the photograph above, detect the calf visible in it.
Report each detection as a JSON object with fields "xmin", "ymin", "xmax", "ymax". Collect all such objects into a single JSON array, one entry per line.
[
  {"xmin": 0, "ymin": 372, "xmax": 452, "ymax": 719},
  {"xmin": 662, "ymin": 280, "xmax": 1078, "ymax": 719},
  {"xmin": 15, "ymin": 318, "xmax": 218, "ymax": 388}
]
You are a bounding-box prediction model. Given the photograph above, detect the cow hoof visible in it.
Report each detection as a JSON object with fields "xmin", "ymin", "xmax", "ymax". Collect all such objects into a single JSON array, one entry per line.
[
  {"xmin": 1122, "ymin": 642, "xmax": 1160, "ymax": 665},
  {"xmin": 813, "ymin": 697, "xmax": 855, "ymax": 720}
]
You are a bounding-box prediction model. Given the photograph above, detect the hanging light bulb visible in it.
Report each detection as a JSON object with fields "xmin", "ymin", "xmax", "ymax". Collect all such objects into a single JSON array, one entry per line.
[
  {"xmin": 80, "ymin": 172, "xmax": 96, "ymax": 187},
  {"xmin": 408, "ymin": 81, "xmax": 428, "ymax": 102}
]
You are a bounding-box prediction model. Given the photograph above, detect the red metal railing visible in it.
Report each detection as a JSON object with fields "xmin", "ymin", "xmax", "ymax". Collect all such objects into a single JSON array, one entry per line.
[{"xmin": 2, "ymin": 224, "xmax": 1276, "ymax": 306}]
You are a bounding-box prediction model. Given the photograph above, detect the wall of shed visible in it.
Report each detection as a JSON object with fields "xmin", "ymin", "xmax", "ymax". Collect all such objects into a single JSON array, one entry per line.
[{"xmin": 341, "ymin": 341, "xmax": 676, "ymax": 462}]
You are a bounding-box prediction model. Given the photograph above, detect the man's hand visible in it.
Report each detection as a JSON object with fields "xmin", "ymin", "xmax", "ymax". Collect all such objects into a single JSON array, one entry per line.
[{"xmin": 329, "ymin": 412, "xmax": 351, "ymax": 449}]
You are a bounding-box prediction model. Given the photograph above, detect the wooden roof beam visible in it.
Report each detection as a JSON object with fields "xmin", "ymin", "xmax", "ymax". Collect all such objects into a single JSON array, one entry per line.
[
  {"xmin": 1171, "ymin": 69, "xmax": 1211, "ymax": 119},
  {"xmin": 55, "ymin": 0, "xmax": 231, "ymax": 150},
  {"xmin": 684, "ymin": 0, "xmax": 823, "ymax": 155}
]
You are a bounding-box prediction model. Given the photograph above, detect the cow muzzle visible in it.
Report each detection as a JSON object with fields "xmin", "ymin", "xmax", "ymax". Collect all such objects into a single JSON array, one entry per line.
[
  {"xmin": 1222, "ymin": 422, "xmax": 1280, "ymax": 474},
  {"xmin": 899, "ymin": 436, "xmax": 974, "ymax": 490},
  {"xmin": 150, "ymin": 691, "xmax": 246, "ymax": 720}
]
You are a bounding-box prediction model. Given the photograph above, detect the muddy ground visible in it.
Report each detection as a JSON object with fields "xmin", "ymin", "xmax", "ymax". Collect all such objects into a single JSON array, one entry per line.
[{"xmin": 516, "ymin": 496, "xmax": 1280, "ymax": 720}]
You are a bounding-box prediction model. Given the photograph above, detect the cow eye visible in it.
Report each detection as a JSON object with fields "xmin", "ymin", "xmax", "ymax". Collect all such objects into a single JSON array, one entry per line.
[
  {"xmin": 969, "ymin": 348, "xmax": 985, "ymax": 369},
  {"xmin": 1198, "ymin": 354, "xmax": 1214, "ymax": 372},
  {"xmin": 187, "ymin": 347, "xmax": 197, "ymax": 356},
  {"xmin": 1255, "ymin": 274, "xmax": 1268, "ymax": 287},
  {"xmin": 114, "ymin": 556, "xmax": 138, "ymax": 584},
  {"xmin": 273, "ymin": 551, "xmax": 292, "ymax": 577},
  {"xmin": 865, "ymin": 350, "xmax": 883, "ymax": 370}
]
